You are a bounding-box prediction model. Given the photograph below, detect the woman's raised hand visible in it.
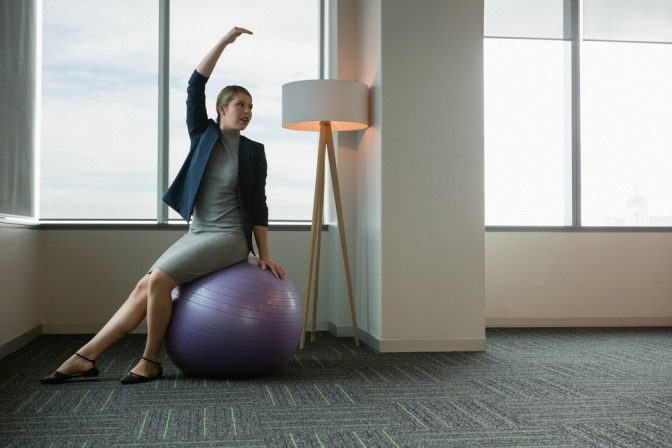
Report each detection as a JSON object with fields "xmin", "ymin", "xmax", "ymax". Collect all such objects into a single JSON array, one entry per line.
[
  {"xmin": 222, "ymin": 27, "xmax": 253, "ymax": 45},
  {"xmin": 196, "ymin": 27, "xmax": 253, "ymax": 77}
]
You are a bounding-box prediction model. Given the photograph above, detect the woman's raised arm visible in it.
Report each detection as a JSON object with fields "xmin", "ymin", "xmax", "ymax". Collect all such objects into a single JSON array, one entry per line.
[{"xmin": 196, "ymin": 27, "xmax": 253, "ymax": 77}]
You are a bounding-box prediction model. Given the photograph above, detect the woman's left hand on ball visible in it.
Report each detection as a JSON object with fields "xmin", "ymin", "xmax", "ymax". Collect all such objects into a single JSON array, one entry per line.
[{"xmin": 259, "ymin": 258, "xmax": 285, "ymax": 279}]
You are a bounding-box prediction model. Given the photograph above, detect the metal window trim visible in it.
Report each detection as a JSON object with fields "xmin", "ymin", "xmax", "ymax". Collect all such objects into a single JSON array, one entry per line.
[
  {"xmin": 157, "ymin": 0, "xmax": 170, "ymax": 223},
  {"xmin": 570, "ymin": 0, "xmax": 582, "ymax": 226}
]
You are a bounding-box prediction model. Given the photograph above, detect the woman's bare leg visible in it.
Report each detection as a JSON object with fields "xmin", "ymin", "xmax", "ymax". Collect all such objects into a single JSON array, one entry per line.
[
  {"xmin": 52, "ymin": 274, "xmax": 152, "ymax": 376},
  {"xmin": 127, "ymin": 268, "xmax": 179, "ymax": 378}
]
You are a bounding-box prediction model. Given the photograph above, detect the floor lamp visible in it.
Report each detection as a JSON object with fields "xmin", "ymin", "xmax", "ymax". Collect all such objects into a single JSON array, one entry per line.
[{"xmin": 282, "ymin": 80, "xmax": 369, "ymax": 349}]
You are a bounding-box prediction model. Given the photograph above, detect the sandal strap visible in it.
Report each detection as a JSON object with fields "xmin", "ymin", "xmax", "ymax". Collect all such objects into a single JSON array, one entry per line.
[
  {"xmin": 75, "ymin": 352, "xmax": 96, "ymax": 364},
  {"xmin": 142, "ymin": 357, "xmax": 161, "ymax": 366}
]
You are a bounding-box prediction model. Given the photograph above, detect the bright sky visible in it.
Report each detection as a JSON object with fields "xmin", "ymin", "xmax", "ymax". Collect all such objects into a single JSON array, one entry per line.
[
  {"xmin": 41, "ymin": 1, "xmax": 672, "ymax": 226},
  {"xmin": 485, "ymin": 38, "xmax": 672, "ymax": 226},
  {"xmin": 40, "ymin": 0, "xmax": 319, "ymax": 220},
  {"xmin": 484, "ymin": 0, "xmax": 672, "ymax": 227}
]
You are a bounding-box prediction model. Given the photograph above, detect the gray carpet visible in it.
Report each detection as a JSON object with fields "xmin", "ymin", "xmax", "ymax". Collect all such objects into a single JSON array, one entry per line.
[{"xmin": 0, "ymin": 328, "xmax": 671, "ymax": 447}]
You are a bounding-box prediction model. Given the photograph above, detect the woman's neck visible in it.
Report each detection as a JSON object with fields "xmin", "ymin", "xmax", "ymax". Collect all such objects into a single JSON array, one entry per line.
[{"xmin": 219, "ymin": 126, "xmax": 240, "ymax": 134}]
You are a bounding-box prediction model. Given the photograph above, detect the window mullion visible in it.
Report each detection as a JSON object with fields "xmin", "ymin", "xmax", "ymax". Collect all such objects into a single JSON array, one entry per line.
[
  {"xmin": 570, "ymin": 0, "xmax": 582, "ymax": 226},
  {"xmin": 157, "ymin": 0, "xmax": 170, "ymax": 223}
]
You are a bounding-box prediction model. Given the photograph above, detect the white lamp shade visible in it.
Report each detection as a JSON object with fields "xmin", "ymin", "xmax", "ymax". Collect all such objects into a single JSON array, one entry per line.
[{"xmin": 282, "ymin": 79, "xmax": 369, "ymax": 132}]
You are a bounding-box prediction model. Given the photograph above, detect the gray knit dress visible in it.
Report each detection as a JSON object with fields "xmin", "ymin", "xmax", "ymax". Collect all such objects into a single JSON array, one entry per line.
[{"xmin": 149, "ymin": 130, "xmax": 250, "ymax": 283}]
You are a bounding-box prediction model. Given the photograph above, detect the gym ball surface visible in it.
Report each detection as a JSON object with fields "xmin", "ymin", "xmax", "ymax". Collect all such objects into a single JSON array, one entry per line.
[{"xmin": 164, "ymin": 256, "xmax": 303, "ymax": 378}]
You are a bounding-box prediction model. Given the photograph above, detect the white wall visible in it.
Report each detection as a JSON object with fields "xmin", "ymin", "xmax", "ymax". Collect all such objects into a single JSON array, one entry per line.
[
  {"xmin": 40, "ymin": 228, "xmax": 329, "ymax": 333},
  {"xmin": 4, "ymin": 2, "xmax": 671, "ymax": 358},
  {"xmin": 486, "ymin": 232, "xmax": 672, "ymax": 326},
  {"xmin": 343, "ymin": 0, "xmax": 487, "ymax": 351},
  {"xmin": 379, "ymin": 0, "xmax": 485, "ymax": 350},
  {"xmin": 0, "ymin": 225, "xmax": 42, "ymax": 357},
  {"xmin": 353, "ymin": 0, "xmax": 383, "ymax": 343},
  {"xmin": 321, "ymin": 0, "xmax": 376, "ymax": 340},
  {"xmin": 9, "ymin": 226, "xmax": 671, "ymax": 350}
]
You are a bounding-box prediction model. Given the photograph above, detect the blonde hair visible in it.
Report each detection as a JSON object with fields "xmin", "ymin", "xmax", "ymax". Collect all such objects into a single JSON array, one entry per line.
[{"xmin": 216, "ymin": 85, "xmax": 252, "ymax": 124}]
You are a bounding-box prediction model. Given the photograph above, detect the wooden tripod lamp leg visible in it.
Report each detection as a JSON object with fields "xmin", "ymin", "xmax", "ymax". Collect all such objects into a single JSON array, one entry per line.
[
  {"xmin": 300, "ymin": 129, "xmax": 327, "ymax": 349},
  {"xmin": 324, "ymin": 123, "xmax": 360, "ymax": 347},
  {"xmin": 300, "ymin": 122, "xmax": 360, "ymax": 348},
  {"xmin": 311, "ymin": 141, "xmax": 326, "ymax": 343}
]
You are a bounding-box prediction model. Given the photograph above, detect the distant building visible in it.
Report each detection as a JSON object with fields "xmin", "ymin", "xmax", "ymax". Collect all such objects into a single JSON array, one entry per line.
[{"xmin": 625, "ymin": 187, "xmax": 649, "ymax": 226}]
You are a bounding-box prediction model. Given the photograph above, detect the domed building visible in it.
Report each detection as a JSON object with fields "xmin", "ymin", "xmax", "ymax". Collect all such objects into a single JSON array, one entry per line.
[{"xmin": 625, "ymin": 187, "xmax": 649, "ymax": 226}]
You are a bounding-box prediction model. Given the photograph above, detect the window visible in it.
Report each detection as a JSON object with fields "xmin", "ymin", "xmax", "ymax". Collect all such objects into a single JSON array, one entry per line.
[
  {"xmin": 484, "ymin": 38, "xmax": 570, "ymax": 226},
  {"xmin": 484, "ymin": 0, "xmax": 672, "ymax": 227},
  {"xmin": 581, "ymin": 0, "xmax": 672, "ymax": 226},
  {"xmin": 40, "ymin": 0, "xmax": 319, "ymax": 221},
  {"xmin": 484, "ymin": 0, "xmax": 572, "ymax": 226},
  {"xmin": 40, "ymin": 0, "xmax": 158, "ymax": 219},
  {"xmin": 168, "ymin": 0, "xmax": 319, "ymax": 222}
]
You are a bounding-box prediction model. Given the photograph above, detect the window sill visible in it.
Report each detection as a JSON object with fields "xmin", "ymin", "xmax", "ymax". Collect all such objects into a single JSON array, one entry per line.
[
  {"xmin": 486, "ymin": 226, "xmax": 672, "ymax": 233},
  {"xmin": 21, "ymin": 220, "xmax": 317, "ymax": 232}
]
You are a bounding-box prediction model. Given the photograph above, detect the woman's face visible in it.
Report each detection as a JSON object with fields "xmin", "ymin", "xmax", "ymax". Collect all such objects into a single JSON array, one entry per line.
[{"xmin": 218, "ymin": 93, "xmax": 253, "ymax": 131}]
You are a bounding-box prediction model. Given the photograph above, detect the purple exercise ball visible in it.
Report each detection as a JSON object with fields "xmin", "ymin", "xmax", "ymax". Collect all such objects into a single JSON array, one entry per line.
[{"xmin": 164, "ymin": 257, "xmax": 303, "ymax": 378}]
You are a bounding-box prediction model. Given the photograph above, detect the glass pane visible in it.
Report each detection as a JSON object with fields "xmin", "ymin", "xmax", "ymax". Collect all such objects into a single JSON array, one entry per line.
[
  {"xmin": 485, "ymin": 39, "xmax": 571, "ymax": 226},
  {"xmin": 584, "ymin": 0, "xmax": 672, "ymax": 43},
  {"xmin": 169, "ymin": 0, "xmax": 319, "ymax": 221},
  {"xmin": 581, "ymin": 42, "xmax": 672, "ymax": 226},
  {"xmin": 40, "ymin": 0, "xmax": 158, "ymax": 219},
  {"xmin": 484, "ymin": 0, "xmax": 567, "ymax": 40}
]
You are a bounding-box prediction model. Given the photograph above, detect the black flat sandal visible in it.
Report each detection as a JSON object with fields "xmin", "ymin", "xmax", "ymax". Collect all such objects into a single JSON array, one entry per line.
[
  {"xmin": 120, "ymin": 357, "xmax": 163, "ymax": 384},
  {"xmin": 40, "ymin": 353, "xmax": 99, "ymax": 384}
]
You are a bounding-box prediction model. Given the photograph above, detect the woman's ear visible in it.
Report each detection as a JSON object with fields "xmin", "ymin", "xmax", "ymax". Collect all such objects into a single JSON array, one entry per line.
[{"xmin": 218, "ymin": 104, "xmax": 226, "ymax": 116}]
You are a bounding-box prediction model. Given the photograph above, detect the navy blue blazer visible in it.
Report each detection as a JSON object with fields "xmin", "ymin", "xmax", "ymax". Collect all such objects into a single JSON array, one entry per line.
[{"xmin": 163, "ymin": 70, "xmax": 269, "ymax": 254}]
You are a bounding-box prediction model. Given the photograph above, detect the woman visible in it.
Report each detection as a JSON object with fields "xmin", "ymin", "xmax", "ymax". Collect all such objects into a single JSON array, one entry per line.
[{"xmin": 41, "ymin": 27, "xmax": 284, "ymax": 385}]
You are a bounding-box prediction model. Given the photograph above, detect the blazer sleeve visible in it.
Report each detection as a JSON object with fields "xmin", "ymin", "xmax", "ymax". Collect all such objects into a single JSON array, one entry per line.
[
  {"xmin": 163, "ymin": 71, "xmax": 216, "ymax": 222},
  {"xmin": 186, "ymin": 70, "xmax": 211, "ymax": 138}
]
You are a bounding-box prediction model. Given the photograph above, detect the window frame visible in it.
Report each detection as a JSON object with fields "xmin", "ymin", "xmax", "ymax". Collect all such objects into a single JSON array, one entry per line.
[
  {"xmin": 23, "ymin": 0, "xmax": 325, "ymax": 227},
  {"xmin": 484, "ymin": 0, "xmax": 672, "ymax": 232}
]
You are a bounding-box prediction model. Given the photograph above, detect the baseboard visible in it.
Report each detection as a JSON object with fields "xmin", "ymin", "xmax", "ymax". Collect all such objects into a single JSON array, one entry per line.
[
  {"xmin": 354, "ymin": 328, "xmax": 486, "ymax": 353},
  {"xmin": 378, "ymin": 337, "xmax": 486, "ymax": 353},
  {"xmin": 0, "ymin": 324, "xmax": 42, "ymax": 360},
  {"xmin": 328, "ymin": 322, "xmax": 486, "ymax": 353},
  {"xmin": 358, "ymin": 329, "xmax": 380, "ymax": 351},
  {"xmin": 486, "ymin": 317, "xmax": 672, "ymax": 328},
  {"xmin": 328, "ymin": 322, "xmax": 355, "ymax": 337}
]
